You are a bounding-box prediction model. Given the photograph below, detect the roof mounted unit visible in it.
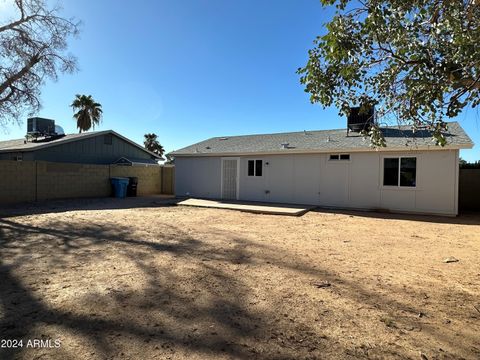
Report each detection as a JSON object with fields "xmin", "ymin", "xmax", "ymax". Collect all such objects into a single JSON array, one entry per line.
[
  {"xmin": 54, "ymin": 125, "xmax": 65, "ymax": 135},
  {"xmin": 27, "ymin": 117, "xmax": 65, "ymax": 142},
  {"xmin": 347, "ymin": 107, "xmax": 375, "ymax": 135},
  {"xmin": 27, "ymin": 117, "xmax": 55, "ymax": 135}
]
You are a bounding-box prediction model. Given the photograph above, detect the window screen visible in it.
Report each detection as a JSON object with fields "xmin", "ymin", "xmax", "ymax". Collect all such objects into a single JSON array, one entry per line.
[
  {"xmin": 383, "ymin": 158, "xmax": 399, "ymax": 186},
  {"xmin": 255, "ymin": 160, "xmax": 262, "ymax": 176},
  {"xmin": 248, "ymin": 160, "xmax": 255, "ymax": 176},
  {"xmin": 330, "ymin": 154, "xmax": 339, "ymax": 160},
  {"xmin": 400, "ymin": 157, "xmax": 416, "ymax": 187},
  {"xmin": 340, "ymin": 154, "xmax": 350, "ymax": 160}
]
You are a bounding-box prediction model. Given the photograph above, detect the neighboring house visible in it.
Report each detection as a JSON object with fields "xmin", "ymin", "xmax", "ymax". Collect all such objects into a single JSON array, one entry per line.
[
  {"xmin": 170, "ymin": 121, "xmax": 473, "ymax": 216},
  {"xmin": 0, "ymin": 130, "xmax": 162, "ymax": 165}
]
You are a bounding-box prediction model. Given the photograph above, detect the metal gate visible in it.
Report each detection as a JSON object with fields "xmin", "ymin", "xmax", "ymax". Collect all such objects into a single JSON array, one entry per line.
[{"xmin": 222, "ymin": 158, "xmax": 239, "ymax": 200}]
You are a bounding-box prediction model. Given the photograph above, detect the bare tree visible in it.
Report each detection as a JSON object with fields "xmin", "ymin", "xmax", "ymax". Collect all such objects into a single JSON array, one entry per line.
[{"xmin": 0, "ymin": 0, "xmax": 80, "ymax": 128}]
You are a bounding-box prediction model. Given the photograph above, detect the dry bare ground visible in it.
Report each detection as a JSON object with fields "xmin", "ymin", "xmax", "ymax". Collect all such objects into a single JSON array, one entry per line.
[{"xmin": 0, "ymin": 197, "xmax": 479, "ymax": 360}]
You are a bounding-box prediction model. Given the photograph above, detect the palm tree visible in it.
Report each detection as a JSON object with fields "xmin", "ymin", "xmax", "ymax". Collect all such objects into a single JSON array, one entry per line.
[
  {"xmin": 144, "ymin": 133, "xmax": 165, "ymax": 156},
  {"xmin": 71, "ymin": 94, "xmax": 103, "ymax": 133}
]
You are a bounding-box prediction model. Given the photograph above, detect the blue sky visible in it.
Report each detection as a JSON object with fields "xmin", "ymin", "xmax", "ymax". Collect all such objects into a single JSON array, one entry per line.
[{"xmin": 1, "ymin": 0, "xmax": 479, "ymax": 161}]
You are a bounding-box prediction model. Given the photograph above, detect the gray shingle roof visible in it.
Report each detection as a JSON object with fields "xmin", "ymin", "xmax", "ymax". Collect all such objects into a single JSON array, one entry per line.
[
  {"xmin": 0, "ymin": 131, "xmax": 102, "ymax": 151},
  {"xmin": 170, "ymin": 121, "xmax": 473, "ymax": 156},
  {"xmin": 0, "ymin": 130, "xmax": 163, "ymax": 159}
]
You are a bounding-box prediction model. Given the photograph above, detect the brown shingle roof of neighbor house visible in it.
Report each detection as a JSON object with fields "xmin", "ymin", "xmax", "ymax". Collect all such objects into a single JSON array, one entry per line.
[
  {"xmin": 170, "ymin": 121, "xmax": 473, "ymax": 156},
  {"xmin": 0, "ymin": 130, "xmax": 163, "ymax": 160}
]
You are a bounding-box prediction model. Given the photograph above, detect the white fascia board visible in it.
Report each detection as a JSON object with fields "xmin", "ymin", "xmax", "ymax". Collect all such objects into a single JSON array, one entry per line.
[{"xmin": 171, "ymin": 144, "xmax": 473, "ymax": 157}]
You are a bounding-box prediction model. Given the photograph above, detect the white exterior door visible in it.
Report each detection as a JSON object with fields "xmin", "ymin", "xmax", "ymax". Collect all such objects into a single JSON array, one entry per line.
[{"xmin": 221, "ymin": 158, "xmax": 239, "ymax": 200}]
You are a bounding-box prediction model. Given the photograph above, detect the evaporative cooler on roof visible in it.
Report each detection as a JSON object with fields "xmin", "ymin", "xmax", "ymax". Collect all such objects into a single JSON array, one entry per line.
[
  {"xmin": 347, "ymin": 107, "xmax": 375, "ymax": 135},
  {"xmin": 27, "ymin": 117, "xmax": 56, "ymax": 136}
]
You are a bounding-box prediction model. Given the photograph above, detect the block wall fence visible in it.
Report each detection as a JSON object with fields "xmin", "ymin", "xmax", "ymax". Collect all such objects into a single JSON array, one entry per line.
[{"xmin": 0, "ymin": 160, "xmax": 174, "ymax": 204}]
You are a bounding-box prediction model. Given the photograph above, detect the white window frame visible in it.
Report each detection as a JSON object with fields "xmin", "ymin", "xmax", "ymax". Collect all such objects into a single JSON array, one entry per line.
[
  {"xmin": 247, "ymin": 159, "xmax": 263, "ymax": 177},
  {"xmin": 382, "ymin": 156, "xmax": 417, "ymax": 189}
]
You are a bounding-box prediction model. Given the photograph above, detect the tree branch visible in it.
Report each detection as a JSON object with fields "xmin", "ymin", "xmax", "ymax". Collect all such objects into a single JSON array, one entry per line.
[
  {"xmin": 0, "ymin": 14, "xmax": 38, "ymax": 33},
  {"xmin": 0, "ymin": 52, "xmax": 43, "ymax": 95},
  {"xmin": 0, "ymin": 87, "xmax": 16, "ymax": 104}
]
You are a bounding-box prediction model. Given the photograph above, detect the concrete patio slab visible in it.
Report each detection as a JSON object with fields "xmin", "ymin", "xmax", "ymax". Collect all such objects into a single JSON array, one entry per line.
[{"xmin": 177, "ymin": 198, "xmax": 315, "ymax": 216}]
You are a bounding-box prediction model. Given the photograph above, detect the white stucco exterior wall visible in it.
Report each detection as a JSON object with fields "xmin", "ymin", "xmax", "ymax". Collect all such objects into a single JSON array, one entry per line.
[
  {"xmin": 175, "ymin": 156, "xmax": 222, "ymax": 199},
  {"xmin": 175, "ymin": 149, "xmax": 460, "ymax": 215}
]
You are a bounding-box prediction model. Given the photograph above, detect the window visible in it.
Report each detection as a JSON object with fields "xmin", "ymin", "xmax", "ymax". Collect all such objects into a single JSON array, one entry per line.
[
  {"xmin": 383, "ymin": 158, "xmax": 399, "ymax": 186},
  {"xmin": 104, "ymin": 134, "xmax": 113, "ymax": 145},
  {"xmin": 248, "ymin": 160, "xmax": 263, "ymax": 176},
  {"xmin": 383, "ymin": 157, "xmax": 416, "ymax": 187},
  {"xmin": 12, "ymin": 154, "xmax": 22, "ymax": 161},
  {"xmin": 248, "ymin": 160, "xmax": 255, "ymax": 176},
  {"xmin": 329, "ymin": 154, "xmax": 350, "ymax": 161},
  {"xmin": 255, "ymin": 160, "xmax": 262, "ymax": 176},
  {"xmin": 400, "ymin": 157, "xmax": 416, "ymax": 187}
]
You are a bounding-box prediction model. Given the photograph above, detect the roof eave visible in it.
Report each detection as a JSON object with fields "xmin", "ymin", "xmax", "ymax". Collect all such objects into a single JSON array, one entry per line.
[
  {"xmin": 0, "ymin": 130, "xmax": 111, "ymax": 153},
  {"xmin": 170, "ymin": 143, "xmax": 473, "ymax": 157},
  {"xmin": 108, "ymin": 130, "xmax": 163, "ymax": 159},
  {"xmin": 0, "ymin": 130, "xmax": 164, "ymax": 159}
]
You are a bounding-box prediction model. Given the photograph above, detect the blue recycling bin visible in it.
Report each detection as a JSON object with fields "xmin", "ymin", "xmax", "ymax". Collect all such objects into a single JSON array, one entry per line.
[{"xmin": 110, "ymin": 177, "xmax": 129, "ymax": 198}]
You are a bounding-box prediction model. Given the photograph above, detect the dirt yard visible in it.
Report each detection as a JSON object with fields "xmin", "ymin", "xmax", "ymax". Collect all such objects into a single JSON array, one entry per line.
[{"xmin": 0, "ymin": 197, "xmax": 479, "ymax": 360}]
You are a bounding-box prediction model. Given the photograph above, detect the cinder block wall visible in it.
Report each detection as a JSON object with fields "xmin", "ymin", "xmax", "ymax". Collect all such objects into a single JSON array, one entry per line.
[
  {"xmin": 36, "ymin": 162, "xmax": 111, "ymax": 201},
  {"xmin": 111, "ymin": 166, "xmax": 162, "ymax": 196},
  {"xmin": 0, "ymin": 161, "xmax": 36, "ymax": 203},
  {"xmin": 0, "ymin": 160, "xmax": 174, "ymax": 205}
]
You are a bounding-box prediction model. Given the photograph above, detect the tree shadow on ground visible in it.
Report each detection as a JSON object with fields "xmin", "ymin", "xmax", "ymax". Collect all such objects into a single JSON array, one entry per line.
[
  {"xmin": 0, "ymin": 215, "xmax": 478, "ymax": 359},
  {"xmin": 0, "ymin": 218, "xmax": 327, "ymax": 359},
  {"xmin": 0, "ymin": 196, "xmax": 178, "ymax": 219},
  {"xmin": 311, "ymin": 207, "xmax": 480, "ymax": 225}
]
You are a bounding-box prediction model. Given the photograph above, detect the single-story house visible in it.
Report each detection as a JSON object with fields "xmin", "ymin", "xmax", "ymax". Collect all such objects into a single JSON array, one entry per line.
[
  {"xmin": 0, "ymin": 130, "xmax": 162, "ymax": 165},
  {"xmin": 170, "ymin": 121, "xmax": 473, "ymax": 216}
]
